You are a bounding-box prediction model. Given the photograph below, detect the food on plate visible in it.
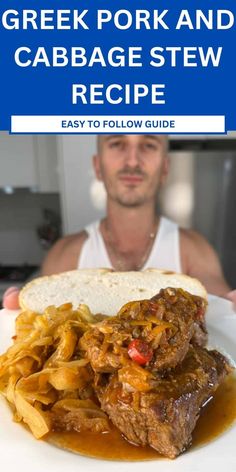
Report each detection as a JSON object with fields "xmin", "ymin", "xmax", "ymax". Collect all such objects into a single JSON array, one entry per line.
[{"xmin": 0, "ymin": 270, "xmax": 233, "ymax": 459}]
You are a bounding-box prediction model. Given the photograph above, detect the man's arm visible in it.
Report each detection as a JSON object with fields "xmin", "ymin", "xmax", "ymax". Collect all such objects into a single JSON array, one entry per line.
[
  {"xmin": 180, "ymin": 229, "xmax": 231, "ymax": 296},
  {"xmin": 41, "ymin": 231, "xmax": 88, "ymax": 275}
]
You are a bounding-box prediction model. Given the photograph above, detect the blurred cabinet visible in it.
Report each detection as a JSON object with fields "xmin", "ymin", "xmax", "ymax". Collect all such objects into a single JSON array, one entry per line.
[{"xmin": 0, "ymin": 133, "xmax": 58, "ymax": 192}]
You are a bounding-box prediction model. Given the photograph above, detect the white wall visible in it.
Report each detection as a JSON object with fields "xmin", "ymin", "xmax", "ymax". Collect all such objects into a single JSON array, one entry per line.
[{"xmin": 57, "ymin": 135, "xmax": 106, "ymax": 234}]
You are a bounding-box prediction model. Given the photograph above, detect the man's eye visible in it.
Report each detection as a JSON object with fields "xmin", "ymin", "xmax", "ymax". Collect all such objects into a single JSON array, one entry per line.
[
  {"xmin": 109, "ymin": 141, "xmax": 122, "ymax": 148},
  {"xmin": 143, "ymin": 142, "xmax": 157, "ymax": 150}
]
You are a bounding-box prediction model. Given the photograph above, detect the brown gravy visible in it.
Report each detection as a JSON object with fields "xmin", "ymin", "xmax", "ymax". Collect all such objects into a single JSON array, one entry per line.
[{"xmin": 47, "ymin": 374, "xmax": 236, "ymax": 461}]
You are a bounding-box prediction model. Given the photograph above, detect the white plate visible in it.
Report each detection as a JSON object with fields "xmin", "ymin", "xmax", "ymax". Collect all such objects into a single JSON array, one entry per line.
[{"xmin": 0, "ymin": 295, "xmax": 236, "ymax": 472}]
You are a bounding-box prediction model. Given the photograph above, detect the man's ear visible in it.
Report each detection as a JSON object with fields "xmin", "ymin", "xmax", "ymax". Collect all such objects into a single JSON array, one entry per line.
[
  {"xmin": 160, "ymin": 156, "xmax": 170, "ymax": 186},
  {"xmin": 93, "ymin": 154, "xmax": 103, "ymax": 181}
]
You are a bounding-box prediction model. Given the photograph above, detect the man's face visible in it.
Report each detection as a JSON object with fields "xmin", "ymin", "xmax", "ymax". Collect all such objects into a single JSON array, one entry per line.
[{"xmin": 93, "ymin": 134, "xmax": 169, "ymax": 208}]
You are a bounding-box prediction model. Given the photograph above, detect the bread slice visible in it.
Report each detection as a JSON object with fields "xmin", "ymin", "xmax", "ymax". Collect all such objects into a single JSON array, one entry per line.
[{"xmin": 19, "ymin": 269, "xmax": 207, "ymax": 316}]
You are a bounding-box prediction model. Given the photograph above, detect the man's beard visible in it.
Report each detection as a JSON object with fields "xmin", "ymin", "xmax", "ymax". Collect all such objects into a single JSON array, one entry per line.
[
  {"xmin": 112, "ymin": 166, "xmax": 150, "ymax": 208},
  {"xmin": 115, "ymin": 193, "xmax": 148, "ymax": 208}
]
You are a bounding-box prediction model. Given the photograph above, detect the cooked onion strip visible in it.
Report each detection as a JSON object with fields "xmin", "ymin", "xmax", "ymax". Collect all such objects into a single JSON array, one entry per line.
[{"xmin": 0, "ymin": 302, "xmax": 107, "ymax": 438}]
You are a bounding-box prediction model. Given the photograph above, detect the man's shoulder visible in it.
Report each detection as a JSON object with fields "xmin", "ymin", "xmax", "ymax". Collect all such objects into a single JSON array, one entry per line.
[
  {"xmin": 56, "ymin": 230, "xmax": 88, "ymax": 254},
  {"xmin": 41, "ymin": 230, "xmax": 88, "ymax": 275},
  {"xmin": 179, "ymin": 227, "xmax": 219, "ymax": 274},
  {"xmin": 179, "ymin": 227, "xmax": 230, "ymax": 294},
  {"xmin": 180, "ymin": 227, "xmax": 207, "ymax": 250}
]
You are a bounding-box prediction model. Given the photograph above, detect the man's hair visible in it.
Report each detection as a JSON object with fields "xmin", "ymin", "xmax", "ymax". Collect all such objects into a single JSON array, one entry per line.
[{"xmin": 96, "ymin": 134, "xmax": 169, "ymax": 155}]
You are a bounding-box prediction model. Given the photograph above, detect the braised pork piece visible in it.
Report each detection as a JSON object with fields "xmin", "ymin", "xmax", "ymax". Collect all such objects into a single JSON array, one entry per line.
[
  {"xmin": 79, "ymin": 288, "xmax": 232, "ymax": 459},
  {"xmin": 96, "ymin": 346, "xmax": 231, "ymax": 459},
  {"xmin": 80, "ymin": 288, "xmax": 208, "ymax": 373}
]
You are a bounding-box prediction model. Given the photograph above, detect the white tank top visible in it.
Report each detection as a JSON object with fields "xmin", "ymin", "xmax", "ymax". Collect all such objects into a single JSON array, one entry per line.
[{"xmin": 78, "ymin": 217, "xmax": 182, "ymax": 273}]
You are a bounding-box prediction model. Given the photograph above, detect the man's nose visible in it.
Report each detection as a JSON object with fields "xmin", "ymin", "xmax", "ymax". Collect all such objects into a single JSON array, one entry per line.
[{"xmin": 124, "ymin": 145, "xmax": 140, "ymax": 167}]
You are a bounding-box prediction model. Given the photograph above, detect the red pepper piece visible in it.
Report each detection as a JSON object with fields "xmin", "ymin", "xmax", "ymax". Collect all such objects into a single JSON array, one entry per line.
[{"xmin": 128, "ymin": 339, "xmax": 153, "ymax": 365}]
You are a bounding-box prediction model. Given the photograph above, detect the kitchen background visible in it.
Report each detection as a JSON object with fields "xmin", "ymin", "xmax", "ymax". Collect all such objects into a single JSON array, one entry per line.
[{"xmin": 0, "ymin": 132, "xmax": 236, "ymax": 304}]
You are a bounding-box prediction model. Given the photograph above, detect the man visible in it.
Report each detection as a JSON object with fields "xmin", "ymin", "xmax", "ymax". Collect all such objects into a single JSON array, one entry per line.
[{"xmin": 3, "ymin": 134, "xmax": 236, "ymax": 309}]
